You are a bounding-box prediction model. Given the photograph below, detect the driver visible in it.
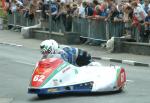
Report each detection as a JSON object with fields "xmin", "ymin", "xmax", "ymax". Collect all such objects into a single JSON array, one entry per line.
[{"xmin": 40, "ymin": 39, "xmax": 92, "ymax": 66}]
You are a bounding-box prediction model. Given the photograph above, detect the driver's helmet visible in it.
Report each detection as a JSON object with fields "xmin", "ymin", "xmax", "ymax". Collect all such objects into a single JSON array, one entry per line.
[{"xmin": 40, "ymin": 39, "xmax": 59, "ymax": 54}]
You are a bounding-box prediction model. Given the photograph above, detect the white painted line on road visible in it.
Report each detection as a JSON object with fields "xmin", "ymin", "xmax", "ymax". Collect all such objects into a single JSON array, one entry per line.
[
  {"xmin": 122, "ymin": 60, "xmax": 136, "ymax": 65},
  {"xmin": 0, "ymin": 98, "xmax": 13, "ymax": 103},
  {"xmin": 9, "ymin": 43, "xmax": 23, "ymax": 47},
  {"xmin": 0, "ymin": 42, "xmax": 23, "ymax": 47},
  {"xmin": 127, "ymin": 80, "xmax": 134, "ymax": 83},
  {"xmin": 15, "ymin": 60, "xmax": 35, "ymax": 66},
  {"xmin": 101, "ymin": 57, "xmax": 112, "ymax": 61}
]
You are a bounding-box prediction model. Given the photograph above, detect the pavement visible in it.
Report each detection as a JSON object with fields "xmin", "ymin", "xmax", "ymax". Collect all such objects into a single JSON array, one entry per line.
[{"xmin": 0, "ymin": 30, "xmax": 150, "ymax": 67}]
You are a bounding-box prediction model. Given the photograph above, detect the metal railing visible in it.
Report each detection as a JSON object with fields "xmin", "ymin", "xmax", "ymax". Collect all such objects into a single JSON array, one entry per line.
[
  {"xmin": 7, "ymin": 11, "xmax": 145, "ymax": 42},
  {"xmin": 7, "ymin": 11, "xmax": 41, "ymax": 27}
]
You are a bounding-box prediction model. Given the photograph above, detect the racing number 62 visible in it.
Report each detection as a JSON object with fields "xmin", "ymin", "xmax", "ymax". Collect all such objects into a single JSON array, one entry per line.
[{"xmin": 33, "ymin": 75, "xmax": 45, "ymax": 82}]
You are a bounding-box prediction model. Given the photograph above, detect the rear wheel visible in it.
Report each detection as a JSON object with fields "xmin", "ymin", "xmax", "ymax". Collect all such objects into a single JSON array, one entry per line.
[
  {"xmin": 118, "ymin": 87, "xmax": 123, "ymax": 92},
  {"xmin": 37, "ymin": 94, "xmax": 49, "ymax": 98},
  {"xmin": 37, "ymin": 94, "xmax": 43, "ymax": 98}
]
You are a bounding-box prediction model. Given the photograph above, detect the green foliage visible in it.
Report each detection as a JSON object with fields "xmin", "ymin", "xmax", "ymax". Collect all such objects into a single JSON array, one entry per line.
[
  {"xmin": 0, "ymin": 8, "xmax": 8, "ymax": 29},
  {"xmin": 0, "ymin": 8, "xmax": 6, "ymax": 18}
]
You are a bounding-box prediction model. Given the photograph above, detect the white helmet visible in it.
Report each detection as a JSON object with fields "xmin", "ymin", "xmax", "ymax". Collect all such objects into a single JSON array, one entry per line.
[{"xmin": 40, "ymin": 39, "xmax": 59, "ymax": 54}]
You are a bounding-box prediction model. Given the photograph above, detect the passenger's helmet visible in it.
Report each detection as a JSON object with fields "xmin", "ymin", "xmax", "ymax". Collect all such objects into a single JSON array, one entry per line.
[{"xmin": 40, "ymin": 39, "xmax": 59, "ymax": 54}]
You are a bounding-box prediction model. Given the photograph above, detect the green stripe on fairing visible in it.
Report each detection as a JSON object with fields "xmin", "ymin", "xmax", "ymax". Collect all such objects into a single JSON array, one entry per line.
[
  {"xmin": 116, "ymin": 67, "xmax": 121, "ymax": 80},
  {"xmin": 41, "ymin": 62, "xmax": 69, "ymax": 87}
]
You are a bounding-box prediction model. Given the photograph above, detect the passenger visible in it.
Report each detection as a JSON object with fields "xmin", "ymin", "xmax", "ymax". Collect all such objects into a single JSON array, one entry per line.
[{"xmin": 40, "ymin": 39, "xmax": 92, "ymax": 66}]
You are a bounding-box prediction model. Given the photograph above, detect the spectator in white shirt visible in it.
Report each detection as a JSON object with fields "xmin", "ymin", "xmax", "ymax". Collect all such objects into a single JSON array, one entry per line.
[
  {"xmin": 131, "ymin": 1, "xmax": 147, "ymax": 23},
  {"xmin": 78, "ymin": 2, "xmax": 85, "ymax": 18}
]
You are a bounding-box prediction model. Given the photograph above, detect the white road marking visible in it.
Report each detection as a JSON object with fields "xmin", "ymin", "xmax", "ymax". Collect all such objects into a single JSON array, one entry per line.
[
  {"xmin": 127, "ymin": 80, "xmax": 134, "ymax": 83},
  {"xmin": 101, "ymin": 57, "xmax": 112, "ymax": 60},
  {"xmin": 15, "ymin": 60, "xmax": 35, "ymax": 66},
  {"xmin": 0, "ymin": 98, "xmax": 13, "ymax": 103},
  {"xmin": 122, "ymin": 60, "xmax": 136, "ymax": 65},
  {"xmin": 0, "ymin": 42, "xmax": 23, "ymax": 47}
]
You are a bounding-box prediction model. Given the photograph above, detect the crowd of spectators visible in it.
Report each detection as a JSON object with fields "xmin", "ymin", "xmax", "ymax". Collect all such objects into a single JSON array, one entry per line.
[{"xmin": 3, "ymin": 0, "xmax": 150, "ymax": 42}]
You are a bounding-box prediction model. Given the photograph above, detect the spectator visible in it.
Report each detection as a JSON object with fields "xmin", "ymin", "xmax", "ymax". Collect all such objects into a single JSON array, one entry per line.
[
  {"xmin": 135, "ymin": 0, "xmax": 143, "ymax": 7},
  {"xmin": 28, "ymin": 3, "xmax": 35, "ymax": 20},
  {"xmin": 92, "ymin": 0, "xmax": 100, "ymax": 17},
  {"xmin": 134, "ymin": 0, "xmax": 147, "ymax": 16},
  {"xmin": 44, "ymin": 0, "xmax": 59, "ymax": 22},
  {"xmin": 113, "ymin": 3, "xmax": 124, "ymax": 22},
  {"xmin": 14, "ymin": 0, "xmax": 23, "ymax": 7},
  {"xmin": 41, "ymin": 0, "xmax": 49, "ymax": 20},
  {"xmin": 64, "ymin": 4, "xmax": 73, "ymax": 31},
  {"xmin": 71, "ymin": 2, "xmax": 79, "ymax": 16},
  {"xmin": 131, "ymin": 1, "xmax": 147, "ymax": 42},
  {"xmin": 84, "ymin": 2, "xmax": 94, "ymax": 17},
  {"xmin": 123, "ymin": 4, "xmax": 133, "ymax": 37},
  {"xmin": 94, "ymin": 4, "xmax": 108, "ymax": 20},
  {"xmin": 51, "ymin": 0, "xmax": 59, "ymax": 16},
  {"xmin": 131, "ymin": 1, "xmax": 147, "ymax": 24},
  {"xmin": 10, "ymin": 1, "xmax": 17, "ymax": 13},
  {"xmin": 78, "ymin": 1, "xmax": 86, "ymax": 18},
  {"xmin": 3, "ymin": 0, "xmax": 10, "ymax": 13},
  {"xmin": 27, "ymin": 0, "xmax": 39, "ymax": 20},
  {"xmin": 14, "ymin": 0, "xmax": 24, "ymax": 13},
  {"xmin": 37, "ymin": 0, "xmax": 44, "ymax": 10},
  {"xmin": 93, "ymin": 0, "xmax": 99, "ymax": 7},
  {"xmin": 57, "ymin": 2, "xmax": 66, "ymax": 16},
  {"xmin": 142, "ymin": 0, "xmax": 150, "ymax": 14},
  {"xmin": 22, "ymin": 0, "xmax": 30, "ymax": 17},
  {"xmin": 144, "ymin": 9, "xmax": 150, "ymax": 42},
  {"xmin": 93, "ymin": 5, "xmax": 101, "ymax": 18},
  {"xmin": 100, "ymin": 2, "xmax": 108, "ymax": 17},
  {"xmin": 105, "ymin": 0, "xmax": 118, "ymax": 21}
]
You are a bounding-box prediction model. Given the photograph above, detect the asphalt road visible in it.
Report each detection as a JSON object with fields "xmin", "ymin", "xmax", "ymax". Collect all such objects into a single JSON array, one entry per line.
[{"xmin": 0, "ymin": 44, "xmax": 150, "ymax": 103}]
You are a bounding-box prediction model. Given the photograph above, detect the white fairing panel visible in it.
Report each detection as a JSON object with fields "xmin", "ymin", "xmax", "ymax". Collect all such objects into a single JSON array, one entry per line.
[
  {"xmin": 78, "ymin": 65, "xmax": 117, "ymax": 92},
  {"xmin": 42, "ymin": 62, "xmax": 119, "ymax": 92}
]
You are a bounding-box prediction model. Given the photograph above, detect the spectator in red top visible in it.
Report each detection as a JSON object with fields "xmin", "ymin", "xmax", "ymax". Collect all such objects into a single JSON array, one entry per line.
[{"xmin": 92, "ymin": 0, "xmax": 99, "ymax": 17}]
